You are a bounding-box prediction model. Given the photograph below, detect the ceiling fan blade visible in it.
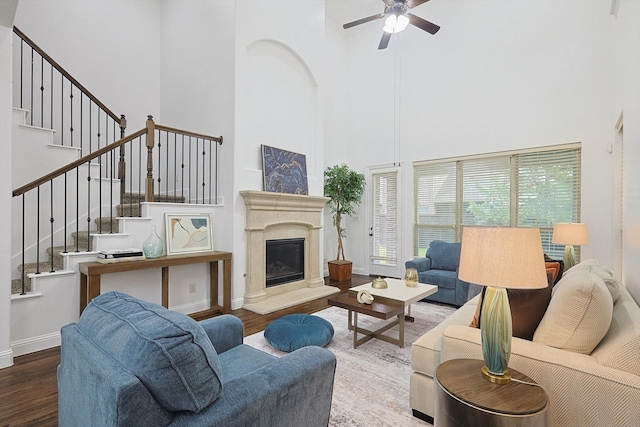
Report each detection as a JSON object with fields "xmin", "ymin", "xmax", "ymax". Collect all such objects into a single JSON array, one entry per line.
[
  {"xmin": 378, "ymin": 32, "xmax": 392, "ymax": 50},
  {"xmin": 343, "ymin": 13, "xmax": 385, "ymax": 29},
  {"xmin": 407, "ymin": 0, "xmax": 430, "ymax": 9},
  {"xmin": 382, "ymin": 0, "xmax": 395, "ymax": 6},
  {"xmin": 408, "ymin": 13, "xmax": 440, "ymax": 34}
]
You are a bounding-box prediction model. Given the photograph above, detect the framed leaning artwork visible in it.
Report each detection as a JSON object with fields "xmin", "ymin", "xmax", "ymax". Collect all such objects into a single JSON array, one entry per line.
[
  {"xmin": 261, "ymin": 145, "xmax": 309, "ymax": 195},
  {"xmin": 164, "ymin": 213, "xmax": 214, "ymax": 255}
]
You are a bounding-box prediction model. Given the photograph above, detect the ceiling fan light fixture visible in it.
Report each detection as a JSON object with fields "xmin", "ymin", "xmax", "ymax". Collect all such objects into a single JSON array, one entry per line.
[{"xmin": 383, "ymin": 14, "xmax": 409, "ymax": 33}]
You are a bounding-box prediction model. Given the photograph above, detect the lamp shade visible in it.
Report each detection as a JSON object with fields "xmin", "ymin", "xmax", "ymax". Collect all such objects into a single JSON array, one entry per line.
[
  {"xmin": 552, "ymin": 223, "xmax": 589, "ymax": 246},
  {"xmin": 458, "ymin": 227, "xmax": 548, "ymax": 290}
]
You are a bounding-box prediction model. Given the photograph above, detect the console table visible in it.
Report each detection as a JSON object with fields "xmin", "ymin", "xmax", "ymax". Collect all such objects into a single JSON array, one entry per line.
[{"xmin": 78, "ymin": 251, "xmax": 232, "ymax": 318}]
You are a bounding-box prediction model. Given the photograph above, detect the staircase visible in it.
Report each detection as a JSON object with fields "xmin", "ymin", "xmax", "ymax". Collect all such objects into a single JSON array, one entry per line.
[
  {"xmin": 8, "ymin": 26, "xmax": 224, "ymax": 358},
  {"xmin": 10, "ymin": 190, "xmax": 185, "ymax": 294}
]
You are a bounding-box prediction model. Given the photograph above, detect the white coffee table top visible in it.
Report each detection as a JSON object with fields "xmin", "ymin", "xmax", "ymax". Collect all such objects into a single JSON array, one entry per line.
[{"xmin": 349, "ymin": 278, "xmax": 437, "ymax": 306}]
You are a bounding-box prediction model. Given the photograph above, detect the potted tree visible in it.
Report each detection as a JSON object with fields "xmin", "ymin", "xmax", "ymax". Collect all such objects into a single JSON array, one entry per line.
[{"xmin": 324, "ymin": 163, "xmax": 366, "ymax": 281}]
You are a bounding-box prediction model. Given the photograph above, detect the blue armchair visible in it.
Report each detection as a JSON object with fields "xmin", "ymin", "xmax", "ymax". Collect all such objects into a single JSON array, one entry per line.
[
  {"xmin": 58, "ymin": 291, "xmax": 336, "ymax": 427},
  {"xmin": 405, "ymin": 240, "xmax": 473, "ymax": 307}
]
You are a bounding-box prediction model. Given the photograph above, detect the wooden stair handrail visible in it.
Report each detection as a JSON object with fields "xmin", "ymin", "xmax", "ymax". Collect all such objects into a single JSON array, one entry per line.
[
  {"xmin": 12, "ymin": 128, "xmax": 146, "ymax": 197},
  {"xmin": 13, "ymin": 26, "xmax": 123, "ymax": 125},
  {"xmin": 155, "ymin": 124, "xmax": 223, "ymax": 144}
]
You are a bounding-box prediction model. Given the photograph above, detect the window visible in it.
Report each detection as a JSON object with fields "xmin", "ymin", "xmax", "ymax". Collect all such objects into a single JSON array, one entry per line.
[{"xmin": 413, "ymin": 144, "xmax": 581, "ymax": 260}]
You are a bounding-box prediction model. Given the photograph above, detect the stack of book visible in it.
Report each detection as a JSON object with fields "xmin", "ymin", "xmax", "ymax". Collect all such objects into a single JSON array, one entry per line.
[{"xmin": 96, "ymin": 248, "xmax": 146, "ymax": 264}]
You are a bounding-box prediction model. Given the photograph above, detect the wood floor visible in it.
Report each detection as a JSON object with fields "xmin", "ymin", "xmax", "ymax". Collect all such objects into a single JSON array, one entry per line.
[{"xmin": 0, "ymin": 275, "xmax": 372, "ymax": 427}]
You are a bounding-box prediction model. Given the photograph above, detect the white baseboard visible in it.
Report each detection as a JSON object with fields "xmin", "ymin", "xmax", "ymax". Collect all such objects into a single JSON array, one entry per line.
[
  {"xmin": 0, "ymin": 348, "xmax": 14, "ymax": 369},
  {"xmin": 11, "ymin": 331, "xmax": 60, "ymax": 357}
]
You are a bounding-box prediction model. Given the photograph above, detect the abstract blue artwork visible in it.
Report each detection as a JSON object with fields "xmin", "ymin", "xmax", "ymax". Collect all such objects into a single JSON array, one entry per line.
[{"xmin": 261, "ymin": 145, "xmax": 309, "ymax": 195}]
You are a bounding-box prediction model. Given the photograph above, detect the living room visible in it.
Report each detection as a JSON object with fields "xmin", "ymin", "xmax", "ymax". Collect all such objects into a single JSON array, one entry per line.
[{"xmin": 0, "ymin": 0, "xmax": 639, "ymax": 424}]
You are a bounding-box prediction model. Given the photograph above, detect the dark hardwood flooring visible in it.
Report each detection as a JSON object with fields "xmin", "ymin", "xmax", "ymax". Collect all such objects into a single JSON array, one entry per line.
[{"xmin": 0, "ymin": 275, "xmax": 372, "ymax": 427}]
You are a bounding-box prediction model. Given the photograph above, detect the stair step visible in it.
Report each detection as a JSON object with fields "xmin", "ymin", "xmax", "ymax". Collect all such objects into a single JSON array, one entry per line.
[
  {"xmin": 11, "ymin": 278, "xmax": 31, "ymax": 294},
  {"xmin": 120, "ymin": 192, "xmax": 185, "ymax": 204},
  {"xmin": 20, "ymin": 260, "xmax": 64, "ymax": 275},
  {"xmin": 116, "ymin": 203, "xmax": 141, "ymax": 217},
  {"xmin": 94, "ymin": 217, "xmax": 120, "ymax": 233}
]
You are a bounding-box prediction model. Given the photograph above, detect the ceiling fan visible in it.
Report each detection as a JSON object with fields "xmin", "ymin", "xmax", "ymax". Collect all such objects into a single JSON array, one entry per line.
[{"xmin": 343, "ymin": 0, "xmax": 440, "ymax": 50}]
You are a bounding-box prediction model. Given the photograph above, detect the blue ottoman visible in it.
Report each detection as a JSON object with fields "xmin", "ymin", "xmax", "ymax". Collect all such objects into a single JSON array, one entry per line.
[{"xmin": 264, "ymin": 314, "xmax": 334, "ymax": 352}]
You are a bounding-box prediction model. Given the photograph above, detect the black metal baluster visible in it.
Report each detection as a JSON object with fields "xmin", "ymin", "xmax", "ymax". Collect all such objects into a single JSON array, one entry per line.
[
  {"xmin": 63, "ymin": 172, "xmax": 68, "ymax": 253},
  {"xmin": 21, "ymin": 195, "xmax": 26, "ymax": 295},
  {"xmin": 30, "ymin": 47, "xmax": 33, "ymax": 125},
  {"xmin": 209, "ymin": 140, "xmax": 212, "ymax": 204},
  {"xmin": 181, "ymin": 134, "xmax": 185, "ymax": 202},
  {"xmin": 69, "ymin": 86, "xmax": 74, "ymax": 147},
  {"xmin": 201, "ymin": 139, "xmax": 206, "ymax": 204},
  {"xmin": 49, "ymin": 181, "xmax": 54, "ymax": 272},
  {"xmin": 174, "ymin": 133, "xmax": 177, "ymax": 200},
  {"xmin": 36, "ymin": 186, "xmax": 40, "ymax": 273},
  {"xmin": 188, "ymin": 136, "xmax": 192, "ymax": 203},
  {"xmin": 19, "ymin": 39, "xmax": 24, "ymax": 109},
  {"xmin": 40, "ymin": 55, "xmax": 44, "ymax": 128},
  {"xmin": 60, "ymin": 75, "xmax": 64, "ymax": 144},
  {"xmin": 76, "ymin": 167, "xmax": 80, "ymax": 252},
  {"xmin": 86, "ymin": 166, "xmax": 91, "ymax": 251},
  {"xmin": 157, "ymin": 130, "xmax": 162, "ymax": 198},
  {"xmin": 50, "ymin": 63, "xmax": 53, "ymax": 131}
]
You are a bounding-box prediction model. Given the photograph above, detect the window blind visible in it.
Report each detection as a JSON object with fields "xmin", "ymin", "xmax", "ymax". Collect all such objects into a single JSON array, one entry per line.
[{"xmin": 371, "ymin": 171, "xmax": 398, "ymax": 266}]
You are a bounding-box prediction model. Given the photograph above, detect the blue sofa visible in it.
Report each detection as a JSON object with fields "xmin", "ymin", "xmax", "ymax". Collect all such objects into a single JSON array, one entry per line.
[
  {"xmin": 57, "ymin": 291, "xmax": 336, "ymax": 427},
  {"xmin": 405, "ymin": 240, "xmax": 473, "ymax": 307}
]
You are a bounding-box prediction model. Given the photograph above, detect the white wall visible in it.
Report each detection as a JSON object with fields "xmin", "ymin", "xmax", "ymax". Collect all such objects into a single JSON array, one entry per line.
[
  {"xmin": 14, "ymin": 0, "xmax": 162, "ymax": 130},
  {"xmin": 324, "ymin": 0, "xmax": 618, "ymax": 277},
  {"xmin": 0, "ymin": 0, "xmax": 19, "ymax": 368},
  {"xmin": 232, "ymin": 0, "xmax": 326, "ymax": 308},
  {"xmin": 612, "ymin": 0, "xmax": 640, "ymax": 302},
  {"xmin": 158, "ymin": 0, "xmax": 236, "ymax": 261}
]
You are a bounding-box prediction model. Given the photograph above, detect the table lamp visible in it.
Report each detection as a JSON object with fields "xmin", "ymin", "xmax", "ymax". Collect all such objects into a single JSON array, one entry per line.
[
  {"xmin": 458, "ymin": 227, "xmax": 548, "ymax": 384},
  {"xmin": 552, "ymin": 223, "xmax": 589, "ymax": 270}
]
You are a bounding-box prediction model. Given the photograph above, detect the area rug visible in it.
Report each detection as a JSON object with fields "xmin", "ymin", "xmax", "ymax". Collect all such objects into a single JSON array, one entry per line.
[{"xmin": 243, "ymin": 301, "xmax": 457, "ymax": 427}]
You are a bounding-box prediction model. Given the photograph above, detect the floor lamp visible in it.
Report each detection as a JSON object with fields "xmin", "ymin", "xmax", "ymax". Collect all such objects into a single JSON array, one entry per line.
[
  {"xmin": 458, "ymin": 227, "xmax": 548, "ymax": 384},
  {"xmin": 552, "ymin": 223, "xmax": 589, "ymax": 270}
]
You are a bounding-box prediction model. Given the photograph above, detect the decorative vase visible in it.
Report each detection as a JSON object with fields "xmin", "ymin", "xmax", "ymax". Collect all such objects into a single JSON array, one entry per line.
[
  {"xmin": 142, "ymin": 225, "xmax": 163, "ymax": 259},
  {"xmin": 405, "ymin": 268, "xmax": 419, "ymax": 287}
]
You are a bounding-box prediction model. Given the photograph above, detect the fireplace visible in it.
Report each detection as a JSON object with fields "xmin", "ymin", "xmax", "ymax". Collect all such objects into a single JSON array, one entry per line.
[
  {"xmin": 266, "ymin": 238, "xmax": 305, "ymax": 287},
  {"xmin": 240, "ymin": 190, "xmax": 340, "ymax": 314}
]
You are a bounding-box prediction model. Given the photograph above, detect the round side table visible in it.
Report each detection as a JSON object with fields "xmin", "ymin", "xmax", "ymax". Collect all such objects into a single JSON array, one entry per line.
[{"xmin": 435, "ymin": 359, "xmax": 548, "ymax": 427}]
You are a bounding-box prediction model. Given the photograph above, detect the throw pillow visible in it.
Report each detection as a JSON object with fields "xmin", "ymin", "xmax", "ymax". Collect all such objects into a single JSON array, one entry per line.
[
  {"xmin": 572, "ymin": 259, "xmax": 620, "ymax": 302},
  {"xmin": 469, "ymin": 280, "xmax": 552, "ymax": 341},
  {"xmin": 77, "ymin": 291, "xmax": 223, "ymax": 413},
  {"xmin": 533, "ymin": 266, "xmax": 613, "ymax": 354}
]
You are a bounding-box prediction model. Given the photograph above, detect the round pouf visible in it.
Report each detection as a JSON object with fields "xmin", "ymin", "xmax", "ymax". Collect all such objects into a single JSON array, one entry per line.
[{"xmin": 264, "ymin": 314, "xmax": 334, "ymax": 352}]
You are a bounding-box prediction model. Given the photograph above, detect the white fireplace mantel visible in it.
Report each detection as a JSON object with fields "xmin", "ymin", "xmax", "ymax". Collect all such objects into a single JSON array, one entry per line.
[{"xmin": 240, "ymin": 191, "xmax": 339, "ymax": 314}]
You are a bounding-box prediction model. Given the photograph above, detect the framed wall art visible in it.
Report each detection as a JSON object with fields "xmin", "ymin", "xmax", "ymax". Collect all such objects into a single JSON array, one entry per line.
[
  {"xmin": 164, "ymin": 213, "xmax": 214, "ymax": 255},
  {"xmin": 261, "ymin": 144, "xmax": 309, "ymax": 195}
]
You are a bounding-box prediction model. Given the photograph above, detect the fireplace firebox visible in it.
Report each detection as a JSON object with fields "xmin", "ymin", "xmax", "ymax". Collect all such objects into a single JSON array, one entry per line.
[{"xmin": 266, "ymin": 238, "xmax": 305, "ymax": 287}]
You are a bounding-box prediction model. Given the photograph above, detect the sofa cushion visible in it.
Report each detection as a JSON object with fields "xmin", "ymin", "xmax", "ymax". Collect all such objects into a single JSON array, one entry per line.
[
  {"xmin": 420, "ymin": 270, "xmax": 458, "ymax": 290},
  {"xmin": 533, "ymin": 266, "xmax": 613, "ymax": 354},
  {"xmin": 426, "ymin": 241, "xmax": 461, "ymax": 271},
  {"xmin": 590, "ymin": 284, "xmax": 640, "ymax": 376},
  {"xmin": 77, "ymin": 291, "xmax": 223, "ymax": 413}
]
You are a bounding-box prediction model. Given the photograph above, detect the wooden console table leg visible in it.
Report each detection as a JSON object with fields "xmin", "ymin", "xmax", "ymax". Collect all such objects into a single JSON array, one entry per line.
[
  {"xmin": 162, "ymin": 266, "xmax": 169, "ymax": 308},
  {"xmin": 80, "ymin": 273, "xmax": 88, "ymax": 315},
  {"xmin": 83, "ymin": 274, "xmax": 101, "ymax": 315},
  {"xmin": 223, "ymin": 258, "xmax": 231, "ymax": 314},
  {"xmin": 210, "ymin": 261, "xmax": 219, "ymax": 308}
]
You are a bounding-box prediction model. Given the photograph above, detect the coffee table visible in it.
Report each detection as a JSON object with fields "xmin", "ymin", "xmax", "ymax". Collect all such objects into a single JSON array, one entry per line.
[{"xmin": 328, "ymin": 278, "xmax": 437, "ymax": 348}]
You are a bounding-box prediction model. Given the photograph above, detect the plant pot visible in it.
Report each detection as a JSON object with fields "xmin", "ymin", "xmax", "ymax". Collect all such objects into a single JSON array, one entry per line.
[{"xmin": 328, "ymin": 260, "xmax": 353, "ymax": 282}]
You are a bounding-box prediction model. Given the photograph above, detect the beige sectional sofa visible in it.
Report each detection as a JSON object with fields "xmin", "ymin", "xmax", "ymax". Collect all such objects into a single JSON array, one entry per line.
[{"xmin": 410, "ymin": 260, "xmax": 640, "ymax": 427}]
